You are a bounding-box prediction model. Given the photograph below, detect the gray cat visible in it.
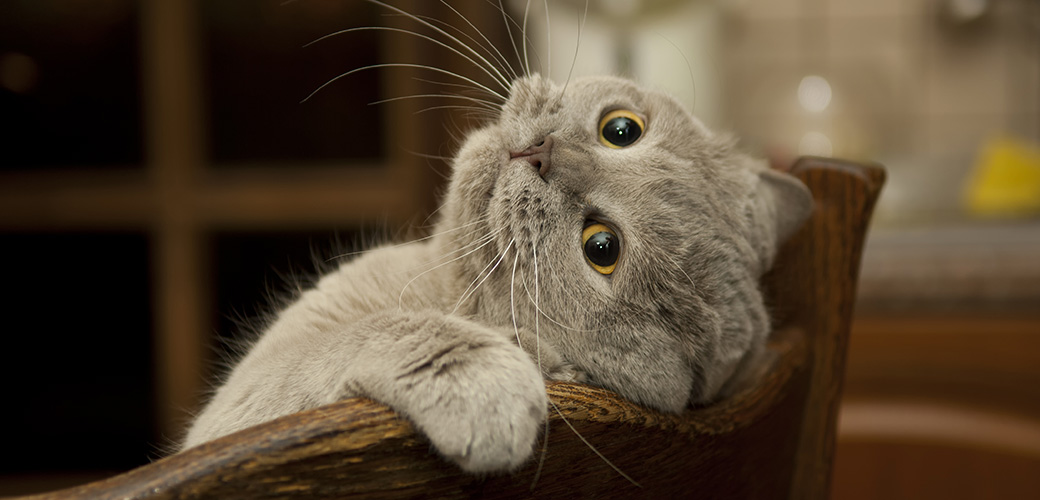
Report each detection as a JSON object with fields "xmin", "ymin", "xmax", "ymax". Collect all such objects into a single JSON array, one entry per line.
[{"xmin": 181, "ymin": 11, "xmax": 813, "ymax": 475}]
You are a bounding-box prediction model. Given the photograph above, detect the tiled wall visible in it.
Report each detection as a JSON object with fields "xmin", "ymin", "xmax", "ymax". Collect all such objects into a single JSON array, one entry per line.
[
  {"xmin": 721, "ymin": 0, "xmax": 1040, "ymax": 225},
  {"xmin": 527, "ymin": 0, "xmax": 1037, "ymax": 225}
]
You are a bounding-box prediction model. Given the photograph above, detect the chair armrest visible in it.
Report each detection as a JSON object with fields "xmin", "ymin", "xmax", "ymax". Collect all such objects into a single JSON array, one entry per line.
[{"xmin": 36, "ymin": 327, "xmax": 807, "ymax": 499}]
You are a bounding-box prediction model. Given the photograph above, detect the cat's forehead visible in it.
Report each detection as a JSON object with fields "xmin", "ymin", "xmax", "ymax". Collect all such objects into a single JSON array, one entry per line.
[
  {"xmin": 568, "ymin": 76, "xmax": 648, "ymax": 105},
  {"xmin": 499, "ymin": 75, "xmax": 693, "ymax": 145},
  {"xmin": 506, "ymin": 75, "xmax": 657, "ymax": 115},
  {"xmin": 490, "ymin": 73, "xmax": 714, "ymax": 161}
]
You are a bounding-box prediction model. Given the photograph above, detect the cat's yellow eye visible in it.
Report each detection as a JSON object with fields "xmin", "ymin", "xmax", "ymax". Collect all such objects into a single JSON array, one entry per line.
[
  {"xmin": 582, "ymin": 223, "xmax": 620, "ymax": 275},
  {"xmin": 598, "ymin": 109, "xmax": 645, "ymax": 149}
]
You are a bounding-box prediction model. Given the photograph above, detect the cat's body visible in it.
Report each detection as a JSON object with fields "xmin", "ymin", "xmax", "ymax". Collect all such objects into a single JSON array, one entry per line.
[{"xmin": 183, "ymin": 67, "xmax": 812, "ymax": 471}]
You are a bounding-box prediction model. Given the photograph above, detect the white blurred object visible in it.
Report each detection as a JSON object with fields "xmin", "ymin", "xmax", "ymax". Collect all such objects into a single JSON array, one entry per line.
[
  {"xmin": 798, "ymin": 75, "xmax": 832, "ymax": 113},
  {"xmin": 945, "ymin": 0, "xmax": 990, "ymax": 23},
  {"xmin": 515, "ymin": 0, "xmax": 722, "ymax": 126}
]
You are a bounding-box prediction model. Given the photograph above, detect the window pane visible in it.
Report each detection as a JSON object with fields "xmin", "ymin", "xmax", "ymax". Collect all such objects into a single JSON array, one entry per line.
[
  {"xmin": 0, "ymin": 0, "xmax": 142, "ymax": 170},
  {"xmin": 201, "ymin": 0, "xmax": 384, "ymax": 165},
  {"xmin": 0, "ymin": 232, "xmax": 155, "ymax": 472}
]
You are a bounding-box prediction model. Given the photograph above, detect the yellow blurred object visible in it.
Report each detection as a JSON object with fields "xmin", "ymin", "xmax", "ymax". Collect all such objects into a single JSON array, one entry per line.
[{"xmin": 964, "ymin": 137, "xmax": 1040, "ymax": 218}]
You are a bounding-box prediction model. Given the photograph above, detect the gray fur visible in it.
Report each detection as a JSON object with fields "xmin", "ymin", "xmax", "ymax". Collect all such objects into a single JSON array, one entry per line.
[{"xmin": 182, "ymin": 74, "xmax": 813, "ymax": 473}]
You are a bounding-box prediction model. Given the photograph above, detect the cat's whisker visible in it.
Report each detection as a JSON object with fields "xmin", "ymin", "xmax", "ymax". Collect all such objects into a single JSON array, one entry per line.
[
  {"xmin": 519, "ymin": 247, "xmax": 640, "ymax": 488},
  {"xmin": 340, "ymin": 225, "xmax": 497, "ymax": 283},
  {"xmin": 372, "ymin": 93, "xmax": 500, "ymax": 112},
  {"xmin": 548, "ymin": 398, "xmax": 642, "ymax": 488},
  {"xmin": 510, "ymin": 251, "xmax": 521, "ymax": 346},
  {"xmin": 533, "ymin": 244, "xmax": 540, "ymax": 367},
  {"xmin": 543, "ymin": 0, "xmax": 552, "ymax": 81},
  {"xmin": 664, "ymin": 253, "xmax": 697, "ymax": 292},
  {"xmin": 522, "ymin": 0, "xmax": 532, "ymax": 77},
  {"xmin": 452, "ymin": 110, "xmax": 499, "ymax": 124},
  {"xmin": 637, "ymin": 239, "xmax": 700, "ymax": 302},
  {"xmin": 537, "ymin": 253, "xmax": 599, "ymax": 330},
  {"xmin": 326, "ymin": 217, "xmax": 487, "ymax": 262},
  {"xmin": 414, "ymin": 103, "xmax": 499, "ymax": 118},
  {"xmin": 403, "ymin": 148, "xmax": 453, "ymax": 163},
  {"xmin": 438, "ymin": 1, "xmax": 519, "ymax": 82},
  {"xmin": 528, "ymin": 241, "xmax": 549, "ymax": 491},
  {"xmin": 516, "ymin": 273, "xmax": 601, "ymax": 333},
  {"xmin": 412, "ymin": 76, "xmax": 504, "ymax": 106},
  {"xmin": 396, "ymin": 226, "xmax": 499, "ymax": 278},
  {"xmin": 304, "ymin": 26, "xmax": 508, "ymax": 102},
  {"xmin": 394, "ymin": 97, "xmax": 498, "ymax": 114},
  {"xmin": 484, "ymin": 0, "xmax": 545, "ymax": 78},
  {"xmin": 413, "ymin": 107, "xmax": 498, "ymax": 129},
  {"xmin": 654, "ymin": 32, "xmax": 699, "ymax": 114},
  {"xmin": 559, "ymin": 0, "xmax": 588, "ymax": 98},
  {"xmin": 397, "ymin": 228, "xmax": 501, "ymax": 310},
  {"xmin": 416, "ymin": 197, "xmax": 452, "ymax": 231},
  {"xmin": 365, "ymin": 1, "xmax": 513, "ymax": 94},
  {"xmin": 418, "ymin": 225, "xmax": 501, "ymax": 268},
  {"xmin": 441, "ymin": 105, "xmax": 500, "ymax": 149},
  {"xmin": 532, "ymin": 403, "xmax": 550, "ymax": 490},
  {"xmin": 532, "ymin": 244, "xmax": 543, "ymax": 394},
  {"xmin": 303, "ymin": 63, "xmax": 505, "ymax": 104},
  {"xmin": 531, "ymin": 243, "xmax": 547, "ymax": 491},
  {"xmin": 406, "ymin": 13, "xmax": 517, "ymax": 85},
  {"xmin": 452, "ymin": 238, "xmax": 513, "ymax": 314},
  {"xmin": 415, "ymin": 155, "xmax": 452, "ymax": 182},
  {"xmin": 519, "ymin": 273, "xmax": 663, "ymax": 334},
  {"xmin": 497, "ymin": 0, "xmax": 523, "ymax": 80},
  {"xmin": 412, "ymin": 75, "xmax": 482, "ymax": 91},
  {"xmin": 442, "ymin": 112, "xmax": 470, "ymax": 148}
]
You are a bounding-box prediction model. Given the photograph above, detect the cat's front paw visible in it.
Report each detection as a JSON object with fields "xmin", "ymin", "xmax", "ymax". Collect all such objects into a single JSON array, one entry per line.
[
  {"xmin": 405, "ymin": 341, "xmax": 548, "ymax": 473},
  {"xmin": 357, "ymin": 312, "xmax": 550, "ymax": 473},
  {"xmin": 422, "ymin": 383, "xmax": 547, "ymax": 473}
]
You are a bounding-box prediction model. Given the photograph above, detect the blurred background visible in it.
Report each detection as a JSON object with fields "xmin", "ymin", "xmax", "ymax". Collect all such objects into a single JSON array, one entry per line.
[{"xmin": 1, "ymin": 0, "xmax": 1038, "ymax": 497}]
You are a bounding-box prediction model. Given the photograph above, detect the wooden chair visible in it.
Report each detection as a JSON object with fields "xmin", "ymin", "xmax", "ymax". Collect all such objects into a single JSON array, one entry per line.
[{"xmin": 30, "ymin": 158, "xmax": 885, "ymax": 499}]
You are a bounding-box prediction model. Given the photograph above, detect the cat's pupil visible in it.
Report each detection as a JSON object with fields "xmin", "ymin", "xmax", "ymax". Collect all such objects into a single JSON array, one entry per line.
[
  {"xmin": 602, "ymin": 117, "xmax": 641, "ymax": 147},
  {"xmin": 584, "ymin": 231, "xmax": 619, "ymax": 267}
]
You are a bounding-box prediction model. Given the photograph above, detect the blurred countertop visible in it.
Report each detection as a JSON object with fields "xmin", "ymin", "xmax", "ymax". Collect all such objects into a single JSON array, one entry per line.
[{"xmin": 856, "ymin": 221, "xmax": 1040, "ymax": 314}]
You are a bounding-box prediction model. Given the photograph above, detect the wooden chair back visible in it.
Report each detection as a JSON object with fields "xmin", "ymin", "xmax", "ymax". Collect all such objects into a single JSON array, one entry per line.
[{"xmin": 30, "ymin": 157, "xmax": 885, "ymax": 499}]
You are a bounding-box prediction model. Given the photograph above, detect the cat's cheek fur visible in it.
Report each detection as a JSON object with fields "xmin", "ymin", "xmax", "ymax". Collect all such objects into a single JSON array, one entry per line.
[
  {"xmin": 444, "ymin": 127, "xmax": 506, "ymax": 226},
  {"xmin": 564, "ymin": 325, "xmax": 696, "ymax": 413}
]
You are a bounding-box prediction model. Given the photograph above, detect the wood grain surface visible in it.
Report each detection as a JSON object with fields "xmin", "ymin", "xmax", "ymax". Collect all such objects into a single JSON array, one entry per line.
[{"xmin": 27, "ymin": 327, "xmax": 807, "ymax": 500}]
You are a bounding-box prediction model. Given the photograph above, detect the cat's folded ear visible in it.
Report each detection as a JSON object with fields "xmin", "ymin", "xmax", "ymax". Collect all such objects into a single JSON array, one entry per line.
[
  {"xmin": 747, "ymin": 165, "xmax": 814, "ymax": 270},
  {"xmin": 759, "ymin": 167, "xmax": 814, "ymax": 244}
]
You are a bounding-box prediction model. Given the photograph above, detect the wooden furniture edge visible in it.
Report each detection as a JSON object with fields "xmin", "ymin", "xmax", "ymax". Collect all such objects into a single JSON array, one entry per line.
[
  {"xmin": 30, "ymin": 326, "xmax": 806, "ymax": 500},
  {"xmin": 784, "ymin": 157, "xmax": 887, "ymax": 499}
]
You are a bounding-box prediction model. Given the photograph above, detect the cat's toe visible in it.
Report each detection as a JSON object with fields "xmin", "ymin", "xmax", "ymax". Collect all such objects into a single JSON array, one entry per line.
[
  {"xmin": 439, "ymin": 400, "xmax": 546, "ymax": 473},
  {"xmin": 546, "ymin": 363, "xmax": 588, "ymax": 383},
  {"xmin": 419, "ymin": 365, "xmax": 548, "ymax": 473}
]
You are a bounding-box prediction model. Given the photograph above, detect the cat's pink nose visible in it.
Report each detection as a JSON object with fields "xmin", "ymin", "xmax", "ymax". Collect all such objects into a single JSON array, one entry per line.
[{"xmin": 509, "ymin": 135, "xmax": 553, "ymax": 179}]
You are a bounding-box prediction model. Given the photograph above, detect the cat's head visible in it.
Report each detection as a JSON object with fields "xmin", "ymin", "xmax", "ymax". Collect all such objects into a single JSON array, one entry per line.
[{"xmin": 439, "ymin": 74, "xmax": 812, "ymax": 411}]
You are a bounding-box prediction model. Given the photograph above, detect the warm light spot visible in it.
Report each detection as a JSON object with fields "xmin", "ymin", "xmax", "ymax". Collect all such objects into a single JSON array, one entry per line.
[
  {"xmin": 948, "ymin": 0, "xmax": 989, "ymax": 21},
  {"xmin": 799, "ymin": 131, "xmax": 833, "ymax": 157},
  {"xmin": 798, "ymin": 75, "xmax": 831, "ymax": 113},
  {"xmin": 0, "ymin": 52, "xmax": 39, "ymax": 94}
]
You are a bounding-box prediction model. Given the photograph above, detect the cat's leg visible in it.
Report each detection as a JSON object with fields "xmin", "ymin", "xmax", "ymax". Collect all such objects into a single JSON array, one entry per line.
[
  {"xmin": 338, "ymin": 310, "xmax": 548, "ymax": 473},
  {"xmin": 185, "ymin": 309, "xmax": 548, "ymax": 474}
]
